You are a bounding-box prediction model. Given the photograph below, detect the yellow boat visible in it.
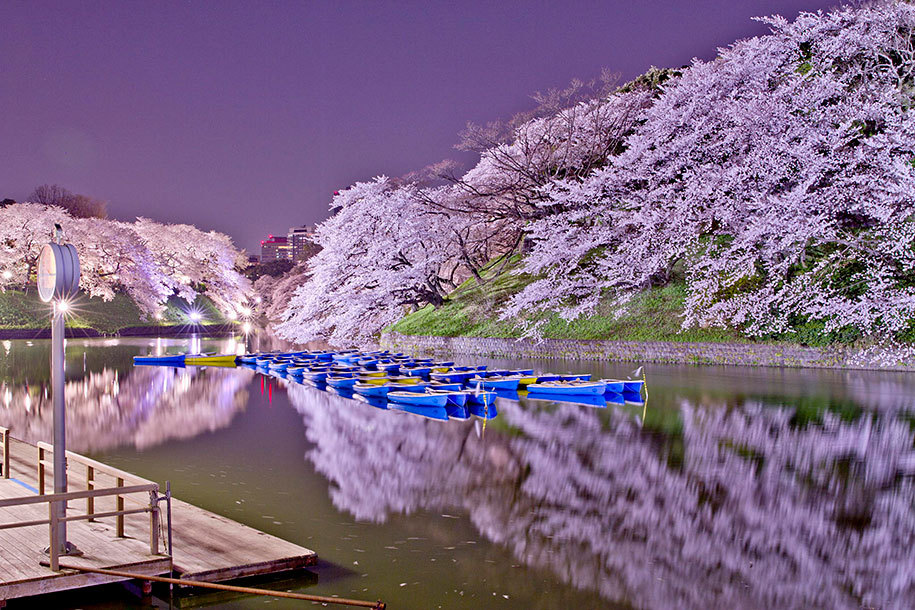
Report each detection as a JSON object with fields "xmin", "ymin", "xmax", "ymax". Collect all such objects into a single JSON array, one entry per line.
[
  {"xmin": 185, "ymin": 354, "xmax": 238, "ymax": 366},
  {"xmin": 518, "ymin": 375, "xmax": 538, "ymax": 386}
]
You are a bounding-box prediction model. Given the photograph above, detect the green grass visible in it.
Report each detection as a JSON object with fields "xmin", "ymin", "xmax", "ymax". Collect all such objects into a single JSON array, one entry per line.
[
  {"xmin": 389, "ymin": 261, "xmax": 745, "ymax": 342},
  {"xmin": 0, "ymin": 289, "xmax": 233, "ymax": 335}
]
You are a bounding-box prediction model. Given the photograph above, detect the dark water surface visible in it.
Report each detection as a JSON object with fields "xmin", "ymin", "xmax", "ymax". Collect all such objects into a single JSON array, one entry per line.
[{"xmin": 1, "ymin": 335, "xmax": 914, "ymax": 609}]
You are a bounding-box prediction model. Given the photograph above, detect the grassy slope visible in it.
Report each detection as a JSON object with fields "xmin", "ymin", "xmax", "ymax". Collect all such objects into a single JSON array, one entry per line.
[
  {"xmin": 0, "ymin": 290, "xmax": 231, "ymax": 334},
  {"xmin": 389, "ymin": 261, "xmax": 745, "ymax": 343}
]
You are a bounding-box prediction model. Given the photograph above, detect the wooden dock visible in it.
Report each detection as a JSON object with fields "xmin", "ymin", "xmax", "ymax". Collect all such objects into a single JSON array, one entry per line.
[{"xmin": 0, "ymin": 427, "xmax": 316, "ymax": 603}]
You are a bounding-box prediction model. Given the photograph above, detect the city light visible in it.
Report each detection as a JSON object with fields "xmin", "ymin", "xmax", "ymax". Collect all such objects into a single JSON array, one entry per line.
[
  {"xmin": 242, "ymin": 322, "xmax": 252, "ymax": 334},
  {"xmin": 57, "ymin": 300, "xmax": 70, "ymax": 313},
  {"xmin": 187, "ymin": 309, "xmax": 203, "ymax": 323},
  {"xmin": 1, "ymin": 270, "xmax": 11, "ymax": 280},
  {"xmin": 226, "ymin": 310, "xmax": 237, "ymax": 320},
  {"xmin": 239, "ymin": 306, "xmax": 251, "ymax": 317}
]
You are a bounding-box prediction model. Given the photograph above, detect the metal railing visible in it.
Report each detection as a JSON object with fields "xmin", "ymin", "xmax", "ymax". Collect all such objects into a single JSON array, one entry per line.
[{"xmin": 0, "ymin": 433, "xmax": 164, "ymax": 571}]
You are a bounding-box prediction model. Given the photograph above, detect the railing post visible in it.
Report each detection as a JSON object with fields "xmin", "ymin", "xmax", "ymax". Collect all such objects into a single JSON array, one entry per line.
[
  {"xmin": 149, "ymin": 490, "xmax": 159, "ymax": 555},
  {"xmin": 48, "ymin": 500, "xmax": 59, "ymax": 571},
  {"xmin": 1, "ymin": 427, "xmax": 8, "ymax": 479},
  {"xmin": 86, "ymin": 465, "xmax": 95, "ymax": 521},
  {"xmin": 38, "ymin": 445, "xmax": 46, "ymax": 495},
  {"xmin": 116, "ymin": 477, "xmax": 125, "ymax": 537}
]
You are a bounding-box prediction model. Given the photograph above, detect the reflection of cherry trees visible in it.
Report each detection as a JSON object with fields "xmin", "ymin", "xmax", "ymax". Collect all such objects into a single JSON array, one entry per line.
[
  {"xmin": 286, "ymin": 383, "xmax": 915, "ymax": 608},
  {"xmin": 0, "ymin": 365, "xmax": 253, "ymax": 452}
]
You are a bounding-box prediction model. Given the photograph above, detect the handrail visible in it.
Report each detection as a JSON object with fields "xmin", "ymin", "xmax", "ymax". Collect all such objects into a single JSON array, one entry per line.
[
  {"xmin": 0, "ymin": 434, "xmax": 164, "ymax": 571},
  {"xmin": 0, "ymin": 426, "xmax": 8, "ymax": 479},
  {"xmin": 0, "ymin": 483, "xmax": 157, "ymax": 508},
  {"xmin": 37, "ymin": 441, "xmax": 149, "ymax": 485}
]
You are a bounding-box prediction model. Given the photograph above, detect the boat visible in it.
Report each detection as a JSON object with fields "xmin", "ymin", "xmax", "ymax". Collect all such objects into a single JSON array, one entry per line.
[
  {"xmin": 390, "ymin": 381, "xmax": 430, "ymax": 393},
  {"xmin": 185, "ymin": 354, "xmax": 238, "ymax": 365},
  {"xmin": 327, "ymin": 376, "xmax": 358, "ymax": 389},
  {"xmin": 428, "ymin": 381, "xmax": 463, "ymax": 391},
  {"xmin": 301, "ymin": 370, "xmax": 328, "ymax": 383},
  {"xmin": 467, "ymin": 375, "xmax": 521, "ymax": 391},
  {"xmin": 599, "ymin": 380, "xmax": 626, "ymax": 394},
  {"xmin": 466, "ymin": 389, "xmax": 496, "ymax": 406},
  {"xmin": 401, "ymin": 366, "xmax": 432, "ymax": 377},
  {"xmin": 387, "ymin": 391, "xmax": 449, "ymax": 408},
  {"xmin": 430, "ymin": 371, "xmax": 470, "ymax": 384},
  {"xmin": 352, "ymin": 394, "xmax": 389, "ymax": 410},
  {"xmin": 468, "ymin": 401, "xmax": 498, "ymax": 419},
  {"xmin": 355, "ymin": 375, "xmax": 390, "ymax": 385},
  {"xmin": 623, "ymin": 379, "xmax": 644, "ymax": 393},
  {"xmin": 427, "ymin": 388, "xmax": 469, "ymax": 406},
  {"xmin": 445, "ymin": 403, "xmax": 470, "ymax": 420},
  {"xmin": 353, "ymin": 382, "xmax": 391, "ymax": 398},
  {"xmin": 534, "ymin": 374, "xmax": 563, "ymax": 383},
  {"xmin": 388, "ymin": 403, "xmax": 450, "ymax": 421},
  {"xmin": 526, "ymin": 392, "xmax": 608, "ymax": 407},
  {"xmin": 559, "ymin": 373, "xmax": 592, "ymax": 382},
  {"xmin": 133, "ymin": 354, "xmax": 186, "ymax": 366},
  {"xmin": 525, "ymin": 380, "xmax": 607, "ymax": 395}
]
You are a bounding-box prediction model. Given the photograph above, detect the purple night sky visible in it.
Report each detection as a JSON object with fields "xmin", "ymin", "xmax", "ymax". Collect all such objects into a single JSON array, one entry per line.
[{"xmin": 1, "ymin": 0, "xmax": 840, "ymax": 253}]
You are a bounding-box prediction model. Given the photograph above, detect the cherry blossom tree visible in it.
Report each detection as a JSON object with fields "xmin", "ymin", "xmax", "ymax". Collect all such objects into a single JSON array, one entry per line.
[
  {"xmin": 0, "ymin": 203, "xmax": 250, "ymax": 316},
  {"xmin": 276, "ymin": 177, "xmax": 466, "ymax": 346},
  {"xmin": 507, "ymin": 1, "xmax": 915, "ymax": 340},
  {"xmin": 133, "ymin": 217, "xmax": 251, "ymax": 314}
]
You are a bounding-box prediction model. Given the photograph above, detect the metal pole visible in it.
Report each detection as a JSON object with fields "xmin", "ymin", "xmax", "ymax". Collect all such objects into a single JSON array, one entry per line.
[{"xmin": 51, "ymin": 302, "xmax": 67, "ymax": 552}]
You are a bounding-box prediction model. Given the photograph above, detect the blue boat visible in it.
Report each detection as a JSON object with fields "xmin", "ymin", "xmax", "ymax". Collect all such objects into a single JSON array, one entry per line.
[
  {"xmin": 353, "ymin": 382, "xmax": 390, "ymax": 398},
  {"xmin": 468, "ymin": 401, "xmax": 498, "ymax": 419},
  {"xmin": 560, "ymin": 373, "xmax": 592, "ymax": 382},
  {"xmin": 133, "ymin": 354, "xmax": 186, "ymax": 366},
  {"xmin": 353, "ymin": 394, "xmax": 389, "ymax": 410},
  {"xmin": 466, "ymin": 389, "xmax": 496, "ymax": 406},
  {"xmin": 467, "ymin": 375, "xmax": 521, "ymax": 391},
  {"xmin": 269, "ymin": 360, "xmax": 291, "ymax": 371},
  {"xmin": 600, "ymin": 380, "xmax": 625, "ymax": 394},
  {"xmin": 427, "ymin": 389, "xmax": 469, "ymax": 406},
  {"xmin": 526, "ymin": 392, "xmax": 607, "ymax": 407},
  {"xmin": 327, "ymin": 376, "xmax": 358, "ymax": 389},
  {"xmin": 535, "ymin": 374, "xmax": 563, "ymax": 383},
  {"xmin": 390, "ymin": 381, "xmax": 430, "ymax": 393},
  {"xmin": 430, "ymin": 371, "xmax": 469, "ymax": 384},
  {"xmin": 624, "ymin": 380, "xmax": 644, "ymax": 393},
  {"xmin": 525, "ymin": 381, "xmax": 607, "ymax": 395},
  {"xmin": 302, "ymin": 372, "xmax": 327, "ymax": 383},
  {"xmin": 401, "ymin": 366, "xmax": 431, "ymax": 377},
  {"xmin": 428, "ymin": 382, "xmax": 463, "ymax": 392},
  {"xmin": 445, "ymin": 403, "xmax": 470, "ymax": 420},
  {"xmin": 387, "ymin": 391, "xmax": 448, "ymax": 408},
  {"xmin": 388, "ymin": 403, "xmax": 450, "ymax": 421}
]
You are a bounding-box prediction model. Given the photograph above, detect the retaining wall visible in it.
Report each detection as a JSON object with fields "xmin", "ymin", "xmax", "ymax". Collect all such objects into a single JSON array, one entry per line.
[{"xmin": 380, "ymin": 331, "xmax": 915, "ymax": 372}]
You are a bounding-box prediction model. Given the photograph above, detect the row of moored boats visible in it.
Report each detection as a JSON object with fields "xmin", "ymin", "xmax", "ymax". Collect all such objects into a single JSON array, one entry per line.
[{"xmin": 134, "ymin": 349, "xmax": 646, "ymax": 422}]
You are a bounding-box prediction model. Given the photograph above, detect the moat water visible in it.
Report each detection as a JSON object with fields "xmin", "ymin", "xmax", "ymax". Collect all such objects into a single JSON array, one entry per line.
[{"xmin": 1, "ymin": 334, "xmax": 913, "ymax": 609}]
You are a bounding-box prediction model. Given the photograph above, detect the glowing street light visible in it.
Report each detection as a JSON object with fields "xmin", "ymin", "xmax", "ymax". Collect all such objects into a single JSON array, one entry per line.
[
  {"xmin": 36, "ymin": 225, "xmax": 81, "ymax": 562},
  {"xmin": 1, "ymin": 270, "xmax": 11, "ymax": 280}
]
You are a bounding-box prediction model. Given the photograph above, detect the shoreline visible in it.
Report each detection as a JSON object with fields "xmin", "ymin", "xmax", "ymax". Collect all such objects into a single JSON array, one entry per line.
[
  {"xmin": 0, "ymin": 323, "xmax": 241, "ymax": 340},
  {"xmin": 380, "ymin": 331, "xmax": 914, "ymax": 372}
]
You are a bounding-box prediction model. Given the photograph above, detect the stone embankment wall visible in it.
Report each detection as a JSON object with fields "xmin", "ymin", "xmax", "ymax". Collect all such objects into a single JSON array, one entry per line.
[{"xmin": 380, "ymin": 332, "xmax": 915, "ymax": 372}]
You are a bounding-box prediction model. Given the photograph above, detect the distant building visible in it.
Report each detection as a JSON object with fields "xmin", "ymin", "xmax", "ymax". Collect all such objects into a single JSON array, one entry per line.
[
  {"xmin": 247, "ymin": 254, "xmax": 260, "ymax": 264},
  {"xmin": 287, "ymin": 225, "xmax": 318, "ymax": 262},
  {"xmin": 260, "ymin": 235, "xmax": 291, "ymax": 262}
]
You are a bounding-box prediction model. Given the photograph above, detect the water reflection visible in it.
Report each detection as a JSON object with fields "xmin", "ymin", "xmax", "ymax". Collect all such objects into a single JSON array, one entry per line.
[
  {"xmin": 284, "ymin": 378, "xmax": 915, "ymax": 608},
  {"xmin": 0, "ymin": 365, "xmax": 254, "ymax": 453}
]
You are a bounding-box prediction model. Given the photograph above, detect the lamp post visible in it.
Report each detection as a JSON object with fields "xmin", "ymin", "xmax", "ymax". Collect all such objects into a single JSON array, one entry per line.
[{"xmin": 36, "ymin": 225, "xmax": 81, "ymax": 557}]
